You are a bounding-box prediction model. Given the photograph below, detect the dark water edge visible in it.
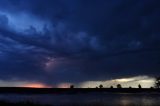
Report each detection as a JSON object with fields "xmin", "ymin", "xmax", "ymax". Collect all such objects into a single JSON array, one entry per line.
[
  {"xmin": 0, "ymin": 101, "xmax": 160, "ymax": 106},
  {"xmin": 0, "ymin": 87, "xmax": 160, "ymax": 106},
  {"xmin": 0, "ymin": 93, "xmax": 160, "ymax": 106},
  {"xmin": 0, "ymin": 101, "xmax": 50, "ymax": 106},
  {"xmin": 0, "ymin": 88, "xmax": 159, "ymax": 94}
]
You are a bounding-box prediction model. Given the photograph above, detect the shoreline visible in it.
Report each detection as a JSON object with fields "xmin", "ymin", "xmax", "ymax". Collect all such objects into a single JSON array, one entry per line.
[{"xmin": 0, "ymin": 87, "xmax": 159, "ymax": 94}]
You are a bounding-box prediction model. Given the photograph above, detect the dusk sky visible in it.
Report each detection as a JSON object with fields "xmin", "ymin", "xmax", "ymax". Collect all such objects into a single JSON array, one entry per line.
[{"xmin": 0, "ymin": 0, "xmax": 159, "ymax": 88}]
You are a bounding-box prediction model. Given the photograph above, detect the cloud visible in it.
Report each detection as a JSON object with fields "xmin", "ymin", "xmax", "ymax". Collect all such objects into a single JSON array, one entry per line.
[
  {"xmin": 3, "ymin": 11, "xmax": 50, "ymax": 33},
  {"xmin": 0, "ymin": 0, "xmax": 159, "ymax": 86},
  {"xmin": 0, "ymin": 14, "xmax": 8, "ymax": 27}
]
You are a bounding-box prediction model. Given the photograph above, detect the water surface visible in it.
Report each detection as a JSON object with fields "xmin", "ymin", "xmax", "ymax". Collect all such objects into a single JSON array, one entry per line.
[{"xmin": 0, "ymin": 93, "xmax": 159, "ymax": 105}]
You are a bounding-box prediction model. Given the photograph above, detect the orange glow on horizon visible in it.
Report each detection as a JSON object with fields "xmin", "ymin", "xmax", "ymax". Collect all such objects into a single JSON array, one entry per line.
[{"xmin": 22, "ymin": 83, "xmax": 51, "ymax": 88}]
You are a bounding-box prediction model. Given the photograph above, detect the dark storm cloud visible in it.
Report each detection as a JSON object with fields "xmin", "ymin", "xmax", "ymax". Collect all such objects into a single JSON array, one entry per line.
[{"xmin": 0, "ymin": 0, "xmax": 160, "ymax": 85}]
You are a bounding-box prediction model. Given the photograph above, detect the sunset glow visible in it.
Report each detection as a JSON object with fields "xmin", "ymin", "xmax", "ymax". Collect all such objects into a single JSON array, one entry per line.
[{"xmin": 22, "ymin": 83, "xmax": 51, "ymax": 88}]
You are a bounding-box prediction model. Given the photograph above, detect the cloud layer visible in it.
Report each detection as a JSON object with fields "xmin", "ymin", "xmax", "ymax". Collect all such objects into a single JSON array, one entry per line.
[{"xmin": 0, "ymin": 0, "xmax": 160, "ymax": 86}]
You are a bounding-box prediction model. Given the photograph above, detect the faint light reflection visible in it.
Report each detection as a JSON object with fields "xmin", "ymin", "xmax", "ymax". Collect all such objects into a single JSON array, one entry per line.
[{"xmin": 119, "ymin": 98, "xmax": 132, "ymax": 106}]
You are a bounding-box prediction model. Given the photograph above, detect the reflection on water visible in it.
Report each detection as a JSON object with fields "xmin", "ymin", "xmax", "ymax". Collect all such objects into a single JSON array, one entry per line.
[
  {"xmin": 115, "ymin": 94, "xmax": 160, "ymax": 106},
  {"xmin": 0, "ymin": 93, "xmax": 160, "ymax": 105},
  {"xmin": 119, "ymin": 98, "xmax": 132, "ymax": 106}
]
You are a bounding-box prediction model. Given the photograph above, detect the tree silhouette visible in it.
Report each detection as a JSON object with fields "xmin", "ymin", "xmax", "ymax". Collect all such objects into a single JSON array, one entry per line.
[
  {"xmin": 117, "ymin": 84, "xmax": 122, "ymax": 88},
  {"xmin": 138, "ymin": 84, "xmax": 142, "ymax": 88},
  {"xmin": 150, "ymin": 87, "xmax": 154, "ymax": 89},
  {"xmin": 129, "ymin": 86, "xmax": 132, "ymax": 88},
  {"xmin": 70, "ymin": 85, "xmax": 74, "ymax": 88},
  {"xmin": 99, "ymin": 84, "xmax": 103, "ymax": 88},
  {"xmin": 155, "ymin": 77, "xmax": 160, "ymax": 88},
  {"xmin": 110, "ymin": 86, "xmax": 113, "ymax": 88}
]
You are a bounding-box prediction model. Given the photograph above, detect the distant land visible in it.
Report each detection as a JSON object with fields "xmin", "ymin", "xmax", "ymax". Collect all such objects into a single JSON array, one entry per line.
[{"xmin": 0, "ymin": 87, "xmax": 159, "ymax": 94}]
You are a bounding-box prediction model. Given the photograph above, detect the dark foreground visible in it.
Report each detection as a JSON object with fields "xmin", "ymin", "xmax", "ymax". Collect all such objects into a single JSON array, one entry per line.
[
  {"xmin": 0, "ymin": 93, "xmax": 160, "ymax": 106},
  {"xmin": 0, "ymin": 101, "xmax": 50, "ymax": 106},
  {"xmin": 0, "ymin": 88, "xmax": 160, "ymax": 106},
  {"xmin": 0, "ymin": 101, "xmax": 142, "ymax": 106}
]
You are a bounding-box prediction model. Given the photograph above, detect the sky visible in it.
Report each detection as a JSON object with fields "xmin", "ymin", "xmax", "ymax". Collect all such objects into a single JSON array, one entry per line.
[{"xmin": 0, "ymin": 0, "xmax": 159, "ymax": 88}]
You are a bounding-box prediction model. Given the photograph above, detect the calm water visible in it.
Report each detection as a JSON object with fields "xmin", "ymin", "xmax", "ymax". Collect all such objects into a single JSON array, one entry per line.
[{"xmin": 0, "ymin": 93, "xmax": 160, "ymax": 105}]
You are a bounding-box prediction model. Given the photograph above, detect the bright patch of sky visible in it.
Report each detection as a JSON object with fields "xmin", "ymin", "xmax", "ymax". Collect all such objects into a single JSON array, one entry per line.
[{"xmin": 78, "ymin": 76, "xmax": 155, "ymax": 88}]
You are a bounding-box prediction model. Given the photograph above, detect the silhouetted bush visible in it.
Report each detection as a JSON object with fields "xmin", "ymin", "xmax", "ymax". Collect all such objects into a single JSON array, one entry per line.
[
  {"xmin": 138, "ymin": 84, "xmax": 142, "ymax": 88},
  {"xmin": 150, "ymin": 87, "xmax": 154, "ymax": 89},
  {"xmin": 117, "ymin": 84, "xmax": 122, "ymax": 88},
  {"xmin": 110, "ymin": 86, "xmax": 113, "ymax": 88},
  {"xmin": 99, "ymin": 84, "xmax": 103, "ymax": 88},
  {"xmin": 70, "ymin": 85, "xmax": 74, "ymax": 88}
]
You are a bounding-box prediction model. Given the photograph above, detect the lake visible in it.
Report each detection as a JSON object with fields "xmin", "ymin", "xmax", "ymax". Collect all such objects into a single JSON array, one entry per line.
[{"xmin": 0, "ymin": 93, "xmax": 160, "ymax": 105}]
